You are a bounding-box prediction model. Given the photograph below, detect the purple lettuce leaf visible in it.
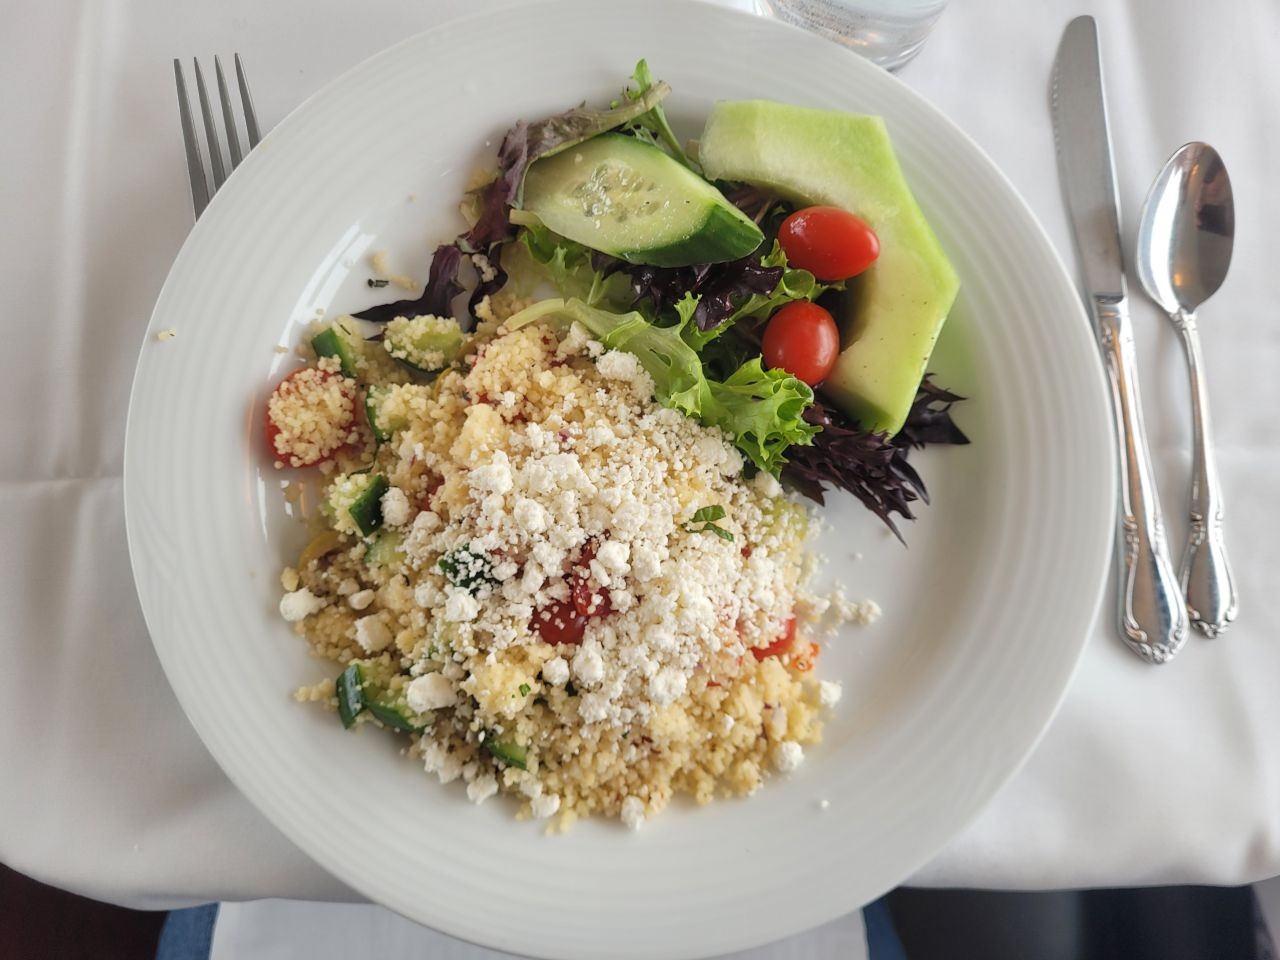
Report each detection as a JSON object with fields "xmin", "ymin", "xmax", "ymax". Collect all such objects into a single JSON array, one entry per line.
[{"xmin": 781, "ymin": 377, "xmax": 969, "ymax": 542}]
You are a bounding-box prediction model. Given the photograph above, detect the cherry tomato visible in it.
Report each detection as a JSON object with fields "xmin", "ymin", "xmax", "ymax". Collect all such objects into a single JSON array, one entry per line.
[
  {"xmin": 777, "ymin": 205, "xmax": 880, "ymax": 282},
  {"xmin": 761, "ymin": 302, "xmax": 840, "ymax": 386},
  {"xmin": 572, "ymin": 579, "xmax": 613, "ymax": 618},
  {"xmin": 264, "ymin": 368, "xmax": 355, "ymax": 467},
  {"xmin": 751, "ymin": 617, "xmax": 797, "ymax": 661},
  {"xmin": 536, "ymin": 599, "xmax": 587, "ymax": 645}
]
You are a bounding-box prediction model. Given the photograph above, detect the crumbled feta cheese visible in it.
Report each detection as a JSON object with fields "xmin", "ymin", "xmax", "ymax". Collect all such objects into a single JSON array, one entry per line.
[
  {"xmin": 594, "ymin": 540, "xmax": 630, "ymax": 576},
  {"xmin": 348, "ymin": 589, "xmax": 375, "ymax": 611},
  {"xmin": 572, "ymin": 644, "xmax": 605, "ymax": 687},
  {"xmin": 380, "ymin": 486, "xmax": 412, "ymax": 527},
  {"xmin": 353, "ymin": 615, "xmax": 393, "ymax": 654},
  {"xmin": 406, "ymin": 673, "xmax": 458, "ymax": 712},
  {"xmin": 818, "ymin": 680, "xmax": 843, "ymax": 708},
  {"xmin": 774, "ymin": 741, "xmax": 804, "ymax": 773},
  {"xmin": 466, "ymin": 774, "xmax": 498, "ymax": 805},
  {"xmin": 513, "ymin": 497, "xmax": 548, "ymax": 534},
  {"xmin": 629, "ymin": 545, "xmax": 661, "ymax": 582},
  {"xmin": 279, "ymin": 588, "xmax": 324, "ymax": 622},
  {"xmin": 444, "ymin": 589, "xmax": 480, "ymax": 622},
  {"xmin": 335, "ymin": 578, "xmax": 359, "ymax": 596},
  {"xmin": 647, "ymin": 667, "xmax": 687, "ymax": 707},
  {"xmin": 620, "ymin": 795, "xmax": 645, "ymax": 831},
  {"xmin": 530, "ymin": 793, "xmax": 561, "ymax": 819},
  {"xmin": 470, "ymin": 451, "xmax": 513, "ymax": 495},
  {"xmin": 542, "ymin": 656, "xmax": 570, "ymax": 686},
  {"xmin": 752, "ymin": 471, "xmax": 782, "ymax": 498},
  {"xmin": 595, "ymin": 350, "xmax": 642, "ymax": 383},
  {"xmin": 423, "ymin": 741, "xmax": 463, "ymax": 783}
]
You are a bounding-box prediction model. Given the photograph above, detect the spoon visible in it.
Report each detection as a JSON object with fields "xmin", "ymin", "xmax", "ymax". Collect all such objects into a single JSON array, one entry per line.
[{"xmin": 1135, "ymin": 142, "xmax": 1238, "ymax": 637}]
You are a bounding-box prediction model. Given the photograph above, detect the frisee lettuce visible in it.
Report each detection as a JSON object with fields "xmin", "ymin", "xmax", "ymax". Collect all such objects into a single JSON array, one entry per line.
[
  {"xmin": 515, "ymin": 221, "xmax": 632, "ymax": 310},
  {"xmin": 506, "ymin": 298, "xmax": 816, "ymax": 474},
  {"xmin": 616, "ymin": 59, "xmax": 694, "ymax": 169}
]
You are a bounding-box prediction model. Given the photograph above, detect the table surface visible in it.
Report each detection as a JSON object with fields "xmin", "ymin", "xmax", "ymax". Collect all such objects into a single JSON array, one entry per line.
[{"xmin": 4, "ymin": 0, "xmax": 1279, "ymax": 926}]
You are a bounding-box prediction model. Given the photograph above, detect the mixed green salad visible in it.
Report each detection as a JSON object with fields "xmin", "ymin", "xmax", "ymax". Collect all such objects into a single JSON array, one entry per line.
[{"xmin": 352, "ymin": 61, "xmax": 968, "ymax": 538}]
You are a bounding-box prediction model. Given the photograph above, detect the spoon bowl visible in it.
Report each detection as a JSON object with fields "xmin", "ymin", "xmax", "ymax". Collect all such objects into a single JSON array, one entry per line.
[
  {"xmin": 1136, "ymin": 142, "xmax": 1234, "ymax": 315},
  {"xmin": 1135, "ymin": 141, "xmax": 1239, "ymax": 637}
]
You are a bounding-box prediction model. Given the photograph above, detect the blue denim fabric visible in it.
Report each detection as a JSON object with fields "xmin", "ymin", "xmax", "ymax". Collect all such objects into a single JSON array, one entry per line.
[{"xmin": 155, "ymin": 903, "xmax": 218, "ymax": 960}]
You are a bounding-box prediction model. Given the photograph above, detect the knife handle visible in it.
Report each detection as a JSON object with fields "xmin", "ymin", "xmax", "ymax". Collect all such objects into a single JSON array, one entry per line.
[
  {"xmin": 1095, "ymin": 298, "xmax": 1188, "ymax": 663},
  {"xmin": 1173, "ymin": 309, "xmax": 1238, "ymax": 637}
]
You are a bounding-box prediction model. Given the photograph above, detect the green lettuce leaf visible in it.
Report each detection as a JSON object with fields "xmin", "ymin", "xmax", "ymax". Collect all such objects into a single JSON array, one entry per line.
[
  {"xmin": 617, "ymin": 59, "xmax": 693, "ymax": 169},
  {"xmin": 506, "ymin": 298, "xmax": 816, "ymax": 473},
  {"xmin": 514, "ymin": 222, "xmax": 632, "ymax": 310}
]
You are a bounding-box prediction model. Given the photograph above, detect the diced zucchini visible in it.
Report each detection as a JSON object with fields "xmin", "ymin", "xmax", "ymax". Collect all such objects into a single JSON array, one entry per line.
[
  {"xmin": 383, "ymin": 315, "xmax": 465, "ymax": 374},
  {"xmin": 348, "ymin": 474, "xmax": 389, "ymax": 537},
  {"xmin": 363, "ymin": 529, "xmax": 404, "ymax": 568},
  {"xmin": 336, "ymin": 659, "xmax": 429, "ymax": 734},
  {"xmin": 365, "ymin": 699, "xmax": 427, "ymax": 733},
  {"xmin": 311, "ymin": 321, "xmax": 364, "ymax": 378},
  {"xmin": 336, "ymin": 664, "xmax": 365, "ymax": 729},
  {"xmin": 363, "ymin": 385, "xmax": 407, "ymax": 443},
  {"xmin": 485, "ymin": 735, "xmax": 528, "ymax": 769}
]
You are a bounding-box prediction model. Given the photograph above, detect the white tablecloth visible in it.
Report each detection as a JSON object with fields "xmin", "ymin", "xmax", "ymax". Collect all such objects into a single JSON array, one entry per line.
[{"xmin": 4, "ymin": 0, "xmax": 1279, "ymax": 942}]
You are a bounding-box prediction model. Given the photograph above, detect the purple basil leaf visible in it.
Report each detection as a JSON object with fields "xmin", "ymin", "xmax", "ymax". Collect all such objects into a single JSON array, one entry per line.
[
  {"xmin": 895, "ymin": 375, "xmax": 971, "ymax": 448},
  {"xmin": 781, "ymin": 380, "xmax": 969, "ymax": 543}
]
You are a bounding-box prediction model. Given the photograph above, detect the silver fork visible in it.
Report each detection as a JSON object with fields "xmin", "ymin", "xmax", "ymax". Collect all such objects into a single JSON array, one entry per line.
[{"xmin": 173, "ymin": 55, "xmax": 261, "ymax": 219}]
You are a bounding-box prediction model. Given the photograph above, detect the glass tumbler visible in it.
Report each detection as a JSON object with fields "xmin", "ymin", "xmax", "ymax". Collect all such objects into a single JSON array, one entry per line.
[{"xmin": 756, "ymin": 0, "xmax": 949, "ymax": 70}]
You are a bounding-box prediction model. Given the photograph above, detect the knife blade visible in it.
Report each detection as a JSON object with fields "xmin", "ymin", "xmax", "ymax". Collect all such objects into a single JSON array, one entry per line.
[
  {"xmin": 1051, "ymin": 15, "xmax": 1188, "ymax": 663},
  {"xmin": 1052, "ymin": 15, "xmax": 1126, "ymax": 302}
]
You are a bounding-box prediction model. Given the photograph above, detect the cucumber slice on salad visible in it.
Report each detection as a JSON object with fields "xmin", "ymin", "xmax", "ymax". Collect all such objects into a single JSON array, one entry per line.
[
  {"xmin": 311, "ymin": 321, "xmax": 363, "ymax": 378},
  {"xmin": 348, "ymin": 473, "xmax": 389, "ymax": 537},
  {"xmin": 521, "ymin": 133, "xmax": 763, "ymax": 268},
  {"xmin": 363, "ymin": 385, "xmax": 407, "ymax": 443},
  {"xmin": 363, "ymin": 529, "xmax": 403, "ymax": 568},
  {"xmin": 383, "ymin": 315, "xmax": 464, "ymax": 374},
  {"xmin": 484, "ymin": 735, "xmax": 528, "ymax": 770},
  {"xmin": 335, "ymin": 660, "xmax": 429, "ymax": 733}
]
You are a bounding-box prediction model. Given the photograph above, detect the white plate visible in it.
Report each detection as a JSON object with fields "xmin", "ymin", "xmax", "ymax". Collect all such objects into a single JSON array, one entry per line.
[{"xmin": 124, "ymin": 3, "xmax": 1114, "ymax": 957}]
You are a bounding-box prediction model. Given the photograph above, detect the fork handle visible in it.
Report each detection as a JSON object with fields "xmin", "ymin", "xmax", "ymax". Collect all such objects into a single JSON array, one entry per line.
[
  {"xmin": 1173, "ymin": 309, "xmax": 1238, "ymax": 636},
  {"xmin": 1096, "ymin": 297, "xmax": 1188, "ymax": 663}
]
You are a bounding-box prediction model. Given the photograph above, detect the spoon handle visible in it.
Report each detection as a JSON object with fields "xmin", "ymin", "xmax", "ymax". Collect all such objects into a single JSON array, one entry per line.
[
  {"xmin": 1095, "ymin": 298, "xmax": 1188, "ymax": 662},
  {"xmin": 1173, "ymin": 309, "xmax": 1239, "ymax": 636}
]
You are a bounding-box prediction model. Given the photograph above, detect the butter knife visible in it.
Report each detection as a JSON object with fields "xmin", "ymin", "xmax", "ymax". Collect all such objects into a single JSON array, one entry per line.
[{"xmin": 1051, "ymin": 15, "xmax": 1188, "ymax": 663}]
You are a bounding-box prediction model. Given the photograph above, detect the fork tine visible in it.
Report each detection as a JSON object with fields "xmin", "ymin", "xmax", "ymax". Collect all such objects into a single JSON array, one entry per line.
[
  {"xmin": 214, "ymin": 56, "xmax": 243, "ymax": 168},
  {"xmin": 194, "ymin": 58, "xmax": 227, "ymax": 190},
  {"xmin": 235, "ymin": 54, "xmax": 261, "ymax": 148},
  {"xmin": 174, "ymin": 59, "xmax": 210, "ymax": 218}
]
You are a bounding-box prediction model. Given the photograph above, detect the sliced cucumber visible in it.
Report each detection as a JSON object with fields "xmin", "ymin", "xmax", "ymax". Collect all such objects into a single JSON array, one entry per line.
[
  {"xmin": 365, "ymin": 699, "xmax": 427, "ymax": 733},
  {"xmin": 336, "ymin": 659, "xmax": 429, "ymax": 733},
  {"xmin": 336, "ymin": 663, "xmax": 365, "ymax": 729},
  {"xmin": 363, "ymin": 385, "xmax": 407, "ymax": 443},
  {"xmin": 311, "ymin": 321, "xmax": 363, "ymax": 378},
  {"xmin": 348, "ymin": 474, "xmax": 389, "ymax": 537},
  {"xmin": 383, "ymin": 315, "xmax": 465, "ymax": 374},
  {"xmin": 485, "ymin": 735, "xmax": 528, "ymax": 770},
  {"xmin": 363, "ymin": 529, "xmax": 404, "ymax": 568},
  {"xmin": 521, "ymin": 133, "xmax": 763, "ymax": 268}
]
